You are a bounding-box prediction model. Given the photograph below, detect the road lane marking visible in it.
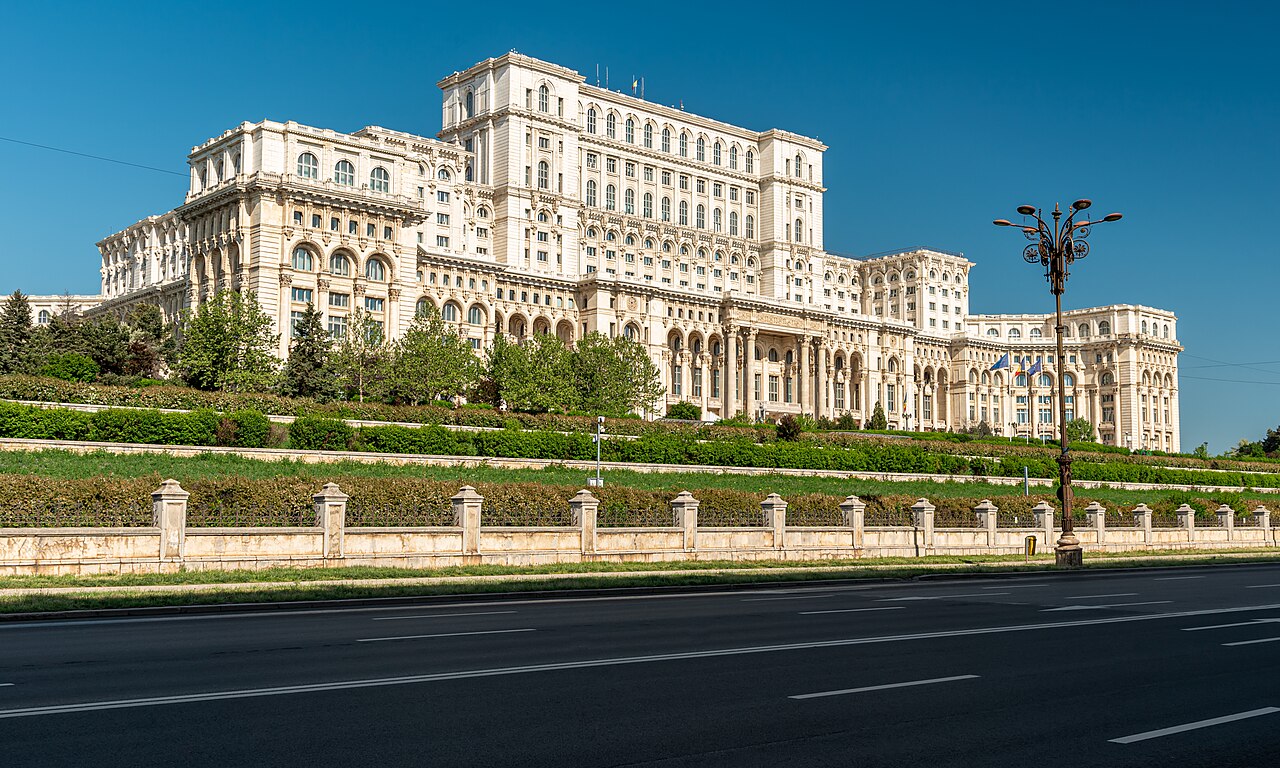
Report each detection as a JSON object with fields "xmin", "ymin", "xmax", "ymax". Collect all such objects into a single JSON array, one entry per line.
[
  {"xmin": 799, "ymin": 607, "xmax": 906, "ymax": 615},
  {"xmin": 1183, "ymin": 618, "xmax": 1280, "ymax": 632},
  {"xmin": 0, "ymin": 683, "xmax": 13, "ymax": 687},
  {"xmin": 1042, "ymin": 601, "xmax": 1172, "ymax": 612},
  {"xmin": 1063, "ymin": 593, "xmax": 1138, "ymax": 600},
  {"xmin": 1153, "ymin": 576, "xmax": 1206, "ymax": 581},
  {"xmin": 742, "ymin": 594, "xmax": 835, "ymax": 602},
  {"xmin": 1109, "ymin": 707, "xmax": 1280, "ymax": 743},
  {"xmin": 984, "ymin": 584, "xmax": 1046, "ymax": 589},
  {"xmin": 357, "ymin": 628, "xmax": 535, "ymax": 643},
  {"xmin": 878, "ymin": 593, "xmax": 1010, "ymax": 601},
  {"xmin": 372, "ymin": 611, "xmax": 517, "ymax": 622},
  {"xmin": 1246, "ymin": 584, "xmax": 1280, "ymax": 589},
  {"xmin": 6, "ymin": 603, "xmax": 1280, "ymax": 720},
  {"xmin": 789, "ymin": 674, "xmax": 979, "ymax": 700},
  {"xmin": 1223, "ymin": 636, "xmax": 1280, "ymax": 647}
]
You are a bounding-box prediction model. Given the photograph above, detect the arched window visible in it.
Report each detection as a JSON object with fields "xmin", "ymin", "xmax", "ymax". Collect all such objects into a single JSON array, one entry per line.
[
  {"xmin": 369, "ymin": 166, "xmax": 390, "ymax": 193},
  {"xmin": 981, "ymin": 370, "xmax": 990, "ymax": 385},
  {"xmin": 679, "ymin": 200, "xmax": 689, "ymax": 225},
  {"xmin": 986, "ymin": 328, "xmax": 999, "ymax": 336},
  {"xmin": 334, "ymin": 160, "xmax": 355, "ymax": 186},
  {"xmin": 643, "ymin": 192, "xmax": 653, "ymax": 218},
  {"xmin": 1009, "ymin": 328, "xmax": 1022, "ymax": 339},
  {"xmin": 1101, "ymin": 371, "xmax": 1115, "ymax": 385},
  {"xmin": 661, "ymin": 127, "xmax": 671, "ymax": 152},
  {"xmin": 537, "ymin": 210, "xmax": 548, "ymax": 223},
  {"xmin": 605, "ymin": 184, "xmax": 616, "ymax": 211},
  {"xmin": 1015, "ymin": 373, "xmax": 1027, "ymax": 387},
  {"xmin": 328, "ymin": 252, "xmax": 351, "ymax": 276},
  {"xmin": 729, "ymin": 145, "xmax": 738, "ymax": 169},
  {"xmin": 1063, "ymin": 373, "xmax": 1075, "ymax": 387},
  {"xmin": 661, "ymin": 196, "xmax": 671, "ymax": 221},
  {"xmin": 585, "ymin": 180, "xmax": 597, "ymax": 207},
  {"xmin": 745, "ymin": 150, "xmax": 755, "ymax": 173},
  {"xmin": 537, "ymin": 161, "xmax": 549, "ymax": 189},
  {"xmin": 38, "ymin": 310, "xmax": 50, "ymax": 324},
  {"xmin": 768, "ymin": 348, "xmax": 779, "ymax": 363},
  {"xmin": 745, "ymin": 215, "xmax": 755, "ymax": 239},
  {"xmin": 713, "ymin": 142, "xmax": 722, "ymax": 165},
  {"xmin": 606, "ymin": 112, "xmax": 616, "ymax": 138},
  {"xmin": 538, "ymin": 84, "xmax": 549, "ymax": 112},
  {"xmin": 365, "ymin": 258, "xmax": 386, "ymax": 281},
  {"xmin": 1141, "ymin": 320, "xmax": 1148, "ymax": 334},
  {"xmin": 415, "ymin": 298, "xmax": 432, "ymax": 317},
  {"xmin": 643, "ymin": 123, "xmax": 653, "ymax": 148},
  {"xmin": 696, "ymin": 137, "xmax": 706, "ymax": 161},
  {"xmin": 679, "ymin": 132, "xmax": 688, "ymax": 157},
  {"xmin": 442, "ymin": 302, "xmax": 459, "ymax": 322},
  {"xmin": 477, "ymin": 207, "xmax": 489, "ymax": 219},
  {"xmin": 1078, "ymin": 323, "xmax": 1091, "ymax": 338},
  {"xmin": 1038, "ymin": 374, "xmax": 1052, "ymax": 387},
  {"xmin": 1029, "ymin": 328, "xmax": 1042, "ymax": 338},
  {"xmin": 586, "ymin": 108, "xmax": 597, "ymax": 134},
  {"xmin": 437, "ymin": 167, "xmax": 451, "ymax": 181},
  {"xmin": 291, "ymin": 246, "xmax": 314, "ymax": 271},
  {"xmin": 713, "ymin": 208, "xmax": 722, "ymax": 232},
  {"xmin": 696, "ymin": 204, "xmax": 705, "ymax": 229},
  {"xmin": 794, "ymin": 218, "xmax": 802, "ymax": 242},
  {"xmin": 624, "ymin": 324, "xmax": 637, "ymax": 339},
  {"xmin": 297, "ymin": 152, "xmax": 318, "ymax": 179},
  {"xmin": 1098, "ymin": 321, "xmax": 1111, "ymax": 335},
  {"xmin": 1163, "ymin": 324, "xmax": 1170, "ymax": 338},
  {"xmin": 729, "ymin": 211, "xmax": 739, "ymax": 235},
  {"xmin": 624, "ymin": 188, "xmax": 635, "ymax": 214},
  {"xmin": 468, "ymin": 305, "xmax": 484, "ymax": 325},
  {"xmin": 464, "ymin": 90, "xmax": 474, "ymax": 118},
  {"xmin": 625, "ymin": 118, "xmax": 635, "ymax": 144}
]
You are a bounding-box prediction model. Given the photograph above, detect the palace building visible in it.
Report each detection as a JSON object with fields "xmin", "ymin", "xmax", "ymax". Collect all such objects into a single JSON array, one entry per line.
[{"xmin": 61, "ymin": 52, "xmax": 1181, "ymax": 450}]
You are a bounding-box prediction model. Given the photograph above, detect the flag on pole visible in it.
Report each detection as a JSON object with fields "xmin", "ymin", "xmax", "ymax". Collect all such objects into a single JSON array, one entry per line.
[
  {"xmin": 990, "ymin": 353, "xmax": 1010, "ymax": 371},
  {"xmin": 631, "ymin": 77, "xmax": 638, "ymax": 95},
  {"xmin": 902, "ymin": 399, "xmax": 909, "ymax": 415},
  {"xmin": 1027, "ymin": 359, "xmax": 1043, "ymax": 376}
]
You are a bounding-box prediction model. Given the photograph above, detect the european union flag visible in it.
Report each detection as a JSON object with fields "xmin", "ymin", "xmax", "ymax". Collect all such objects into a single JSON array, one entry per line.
[
  {"xmin": 1027, "ymin": 359, "xmax": 1043, "ymax": 376},
  {"xmin": 990, "ymin": 353, "xmax": 1010, "ymax": 371}
]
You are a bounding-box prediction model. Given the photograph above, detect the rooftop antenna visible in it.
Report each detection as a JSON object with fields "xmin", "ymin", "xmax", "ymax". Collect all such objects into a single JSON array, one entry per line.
[{"xmin": 595, "ymin": 63, "xmax": 599, "ymax": 87}]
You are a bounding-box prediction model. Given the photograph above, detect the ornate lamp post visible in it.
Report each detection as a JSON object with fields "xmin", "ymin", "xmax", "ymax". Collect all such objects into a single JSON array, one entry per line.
[{"xmin": 994, "ymin": 200, "xmax": 1122, "ymax": 566}]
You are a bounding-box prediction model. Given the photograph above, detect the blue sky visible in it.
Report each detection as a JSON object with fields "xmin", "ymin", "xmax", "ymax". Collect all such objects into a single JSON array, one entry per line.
[{"xmin": 1, "ymin": 1, "xmax": 1276, "ymax": 453}]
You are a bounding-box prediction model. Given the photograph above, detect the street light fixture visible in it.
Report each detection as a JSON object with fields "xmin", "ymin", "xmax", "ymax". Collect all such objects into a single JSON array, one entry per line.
[{"xmin": 994, "ymin": 200, "xmax": 1123, "ymax": 567}]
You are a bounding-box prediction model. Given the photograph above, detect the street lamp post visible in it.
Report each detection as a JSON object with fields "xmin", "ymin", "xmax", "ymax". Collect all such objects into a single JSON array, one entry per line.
[{"xmin": 995, "ymin": 200, "xmax": 1122, "ymax": 567}]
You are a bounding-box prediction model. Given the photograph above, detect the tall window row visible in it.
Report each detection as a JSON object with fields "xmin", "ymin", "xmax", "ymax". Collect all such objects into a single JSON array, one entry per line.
[{"xmin": 583, "ymin": 108, "xmax": 755, "ymax": 173}]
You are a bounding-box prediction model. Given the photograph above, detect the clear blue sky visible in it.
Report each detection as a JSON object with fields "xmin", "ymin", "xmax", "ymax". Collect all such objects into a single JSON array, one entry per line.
[{"xmin": 1, "ymin": 1, "xmax": 1275, "ymax": 453}]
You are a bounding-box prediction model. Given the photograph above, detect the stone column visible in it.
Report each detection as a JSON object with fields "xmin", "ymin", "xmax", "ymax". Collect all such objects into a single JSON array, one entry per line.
[
  {"xmin": 1085, "ymin": 501, "xmax": 1106, "ymax": 546},
  {"xmin": 152, "ymin": 479, "xmax": 189, "ymax": 562},
  {"xmin": 724, "ymin": 327, "xmax": 738, "ymax": 417},
  {"xmin": 699, "ymin": 354, "xmax": 711, "ymax": 417},
  {"xmin": 1032, "ymin": 501, "xmax": 1056, "ymax": 547},
  {"xmin": 761, "ymin": 493, "xmax": 788, "ymax": 550},
  {"xmin": 570, "ymin": 490, "xmax": 599, "ymax": 556},
  {"xmin": 680, "ymin": 350, "xmax": 692, "ymax": 405},
  {"xmin": 911, "ymin": 498, "xmax": 935, "ymax": 552},
  {"xmin": 1132, "ymin": 503, "xmax": 1153, "ymax": 544},
  {"xmin": 815, "ymin": 342, "xmax": 827, "ymax": 420},
  {"xmin": 1216, "ymin": 504, "xmax": 1235, "ymax": 541},
  {"xmin": 452, "ymin": 485, "xmax": 484, "ymax": 555},
  {"xmin": 313, "ymin": 482, "xmax": 348, "ymax": 560},
  {"xmin": 840, "ymin": 495, "xmax": 865, "ymax": 550},
  {"xmin": 974, "ymin": 499, "xmax": 998, "ymax": 549},
  {"xmin": 1176, "ymin": 503, "xmax": 1196, "ymax": 543},
  {"xmin": 798, "ymin": 337, "xmax": 811, "ymax": 414},
  {"xmin": 671, "ymin": 491, "xmax": 700, "ymax": 552},
  {"xmin": 1254, "ymin": 505, "xmax": 1271, "ymax": 542},
  {"xmin": 744, "ymin": 330, "xmax": 758, "ymax": 420}
]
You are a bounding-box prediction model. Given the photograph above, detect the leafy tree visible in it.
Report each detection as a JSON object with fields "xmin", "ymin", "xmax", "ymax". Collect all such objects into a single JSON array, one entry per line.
[
  {"xmin": 1065, "ymin": 417, "xmax": 1095, "ymax": 444},
  {"xmin": 123, "ymin": 304, "xmax": 176, "ymax": 378},
  {"xmin": 488, "ymin": 333, "xmax": 576, "ymax": 413},
  {"xmin": 385, "ymin": 307, "xmax": 480, "ymax": 405},
  {"xmin": 332, "ymin": 310, "xmax": 389, "ymax": 403},
  {"xmin": 868, "ymin": 401, "xmax": 888, "ymax": 430},
  {"xmin": 42, "ymin": 352, "xmax": 99, "ymax": 382},
  {"xmin": 834, "ymin": 413, "xmax": 858, "ymax": 431},
  {"xmin": 279, "ymin": 303, "xmax": 339, "ymax": 401},
  {"xmin": 776, "ymin": 413, "xmax": 802, "ymax": 441},
  {"xmin": 665, "ymin": 402, "xmax": 701, "ymax": 421},
  {"xmin": 1193, "ymin": 442, "xmax": 1211, "ymax": 459},
  {"xmin": 0, "ymin": 291, "xmax": 34, "ymax": 374},
  {"xmin": 176, "ymin": 290, "xmax": 278, "ymax": 392},
  {"xmin": 615, "ymin": 334, "xmax": 665, "ymax": 415},
  {"xmin": 571, "ymin": 332, "xmax": 665, "ymax": 416}
]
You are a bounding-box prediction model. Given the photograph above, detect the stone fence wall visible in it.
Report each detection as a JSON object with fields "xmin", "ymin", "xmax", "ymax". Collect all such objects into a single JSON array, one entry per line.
[{"xmin": 0, "ymin": 480, "xmax": 1276, "ymax": 575}]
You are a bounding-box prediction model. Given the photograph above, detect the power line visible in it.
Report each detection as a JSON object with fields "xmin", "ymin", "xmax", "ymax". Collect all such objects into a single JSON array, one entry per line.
[
  {"xmin": 1180, "ymin": 353, "xmax": 1280, "ymax": 378},
  {"xmin": 0, "ymin": 135, "xmax": 186, "ymax": 177},
  {"xmin": 1181, "ymin": 375, "xmax": 1280, "ymax": 386},
  {"xmin": 1184, "ymin": 359, "xmax": 1280, "ymax": 370}
]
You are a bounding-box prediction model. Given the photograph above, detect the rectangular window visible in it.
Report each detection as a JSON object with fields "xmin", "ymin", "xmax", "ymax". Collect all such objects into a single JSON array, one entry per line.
[
  {"xmin": 768, "ymin": 375, "xmax": 779, "ymax": 402},
  {"xmin": 661, "ymin": 170, "xmax": 672, "ymax": 186},
  {"xmin": 328, "ymin": 293, "xmax": 349, "ymax": 308},
  {"xmin": 784, "ymin": 377, "xmax": 793, "ymax": 403},
  {"xmin": 586, "ymin": 153, "xmax": 598, "ymax": 169},
  {"xmin": 625, "ymin": 162, "xmax": 636, "ymax": 177},
  {"xmin": 290, "ymin": 311, "xmax": 304, "ymax": 337},
  {"xmin": 754, "ymin": 373, "xmax": 762, "ymax": 403},
  {"xmin": 606, "ymin": 157, "xmax": 617, "ymax": 173},
  {"xmin": 437, "ymin": 213, "xmax": 449, "ymax": 225},
  {"xmin": 713, "ymin": 182, "xmax": 723, "ymax": 197},
  {"xmin": 672, "ymin": 365, "xmax": 683, "ymax": 397},
  {"xmin": 437, "ymin": 236, "xmax": 449, "ymax": 247},
  {"xmin": 538, "ymin": 136, "xmax": 549, "ymax": 149},
  {"xmin": 290, "ymin": 287, "xmax": 313, "ymax": 304},
  {"xmin": 679, "ymin": 175, "xmax": 689, "ymax": 190},
  {"xmin": 293, "ymin": 211, "xmax": 303, "ymax": 225},
  {"xmin": 745, "ymin": 190, "xmax": 755, "ymax": 204},
  {"xmin": 696, "ymin": 179, "xmax": 706, "ymax": 194},
  {"xmin": 692, "ymin": 368, "xmax": 703, "ymax": 398},
  {"xmin": 643, "ymin": 166, "xmax": 654, "ymax": 181},
  {"xmin": 711, "ymin": 369, "xmax": 720, "ymax": 398},
  {"xmin": 311, "ymin": 214, "xmax": 322, "ymax": 228},
  {"xmin": 437, "ymin": 190, "xmax": 450, "ymax": 203},
  {"xmin": 326, "ymin": 315, "xmax": 348, "ymax": 338},
  {"xmin": 364, "ymin": 297, "xmax": 384, "ymax": 312},
  {"xmin": 330, "ymin": 217, "xmax": 340, "ymax": 231}
]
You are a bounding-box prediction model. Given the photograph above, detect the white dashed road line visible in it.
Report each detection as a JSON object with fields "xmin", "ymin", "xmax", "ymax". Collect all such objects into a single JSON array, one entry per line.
[
  {"xmin": 789, "ymin": 674, "xmax": 979, "ymax": 700},
  {"xmin": 357, "ymin": 628, "xmax": 536, "ymax": 643},
  {"xmin": 1109, "ymin": 707, "xmax": 1280, "ymax": 743}
]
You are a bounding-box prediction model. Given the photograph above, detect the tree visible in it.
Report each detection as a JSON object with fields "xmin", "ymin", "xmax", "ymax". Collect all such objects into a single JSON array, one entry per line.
[
  {"xmin": 384, "ymin": 307, "xmax": 480, "ymax": 405},
  {"xmin": 42, "ymin": 352, "xmax": 99, "ymax": 382},
  {"xmin": 776, "ymin": 413, "xmax": 802, "ymax": 441},
  {"xmin": 571, "ymin": 332, "xmax": 665, "ymax": 416},
  {"xmin": 488, "ymin": 333, "xmax": 576, "ymax": 413},
  {"xmin": 176, "ymin": 290, "xmax": 278, "ymax": 392},
  {"xmin": 0, "ymin": 291, "xmax": 34, "ymax": 374},
  {"xmin": 72, "ymin": 316, "xmax": 131, "ymax": 376},
  {"xmin": 614, "ymin": 334, "xmax": 665, "ymax": 415},
  {"xmin": 868, "ymin": 401, "xmax": 888, "ymax": 430},
  {"xmin": 279, "ymin": 303, "xmax": 339, "ymax": 401},
  {"xmin": 332, "ymin": 310, "xmax": 389, "ymax": 403},
  {"xmin": 665, "ymin": 402, "xmax": 701, "ymax": 421},
  {"xmin": 123, "ymin": 304, "xmax": 176, "ymax": 378},
  {"xmin": 1065, "ymin": 417, "xmax": 1095, "ymax": 444}
]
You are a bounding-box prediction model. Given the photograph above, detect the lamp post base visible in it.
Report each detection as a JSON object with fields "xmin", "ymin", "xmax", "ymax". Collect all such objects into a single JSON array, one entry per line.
[{"xmin": 1055, "ymin": 532, "xmax": 1083, "ymax": 568}]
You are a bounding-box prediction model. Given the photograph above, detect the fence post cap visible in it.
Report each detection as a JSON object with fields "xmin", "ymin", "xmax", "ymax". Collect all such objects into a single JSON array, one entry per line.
[
  {"xmin": 1175, "ymin": 503, "xmax": 1195, "ymax": 513},
  {"xmin": 313, "ymin": 482, "xmax": 348, "ymax": 502},
  {"xmin": 1132, "ymin": 503, "xmax": 1153, "ymax": 513},
  {"xmin": 452, "ymin": 485, "xmax": 483, "ymax": 502},
  {"xmin": 839, "ymin": 495, "xmax": 865, "ymax": 509},
  {"xmin": 672, "ymin": 490, "xmax": 697, "ymax": 502},
  {"xmin": 1031, "ymin": 501, "xmax": 1055, "ymax": 513},
  {"xmin": 1215, "ymin": 503, "xmax": 1234, "ymax": 514},
  {"xmin": 762, "ymin": 493, "xmax": 786, "ymax": 505},
  {"xmin": 1252, "ymin": 505, "xmax": 1271, "ymax": 514},
  {"xmin": 911, "ymin": 498, "xmax": 935, "ymax": 512},
  {"xmin": 570, "ymin": 489, "xmax": 600, "ymax": 505},
  {"xmin": 1084, "ymin": 501, "xmax": 1105, "ymax": 513},
  {"xmin": 152, "ymin": 479, "xmax": 189, "ymax": 500},
  {"xmin": 973, "ymin": 499, "xmax": 998, "ymax": 513}
]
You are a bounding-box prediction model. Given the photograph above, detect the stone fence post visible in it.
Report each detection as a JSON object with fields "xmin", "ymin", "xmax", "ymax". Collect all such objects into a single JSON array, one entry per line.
[
  {"xmin": 911, "ymin": 498, "xmax": 935, "ymax": 552},
  {"xmin": 1032, "ymin": 501, "xmax": 1055, "ymax": 547},
  {"xmin": 1085, "ymin": 501, "xmax": 1106, "ymax": 546},
  {"xmin": 452, "ymin": 486, "xmax": 484, "ymax": 555},
  {"xmin": 313, "ymin": 482, "xmax": 348, "ymax": 559},
  {"xmin": 761, "ymin": 493, "xmax": 788, "ymax": 550},
  {"xmin": 1254, "ymin": 505, "xmax": 1272, "ymax": 544},
  {"xmin": 840, "ymin": 495, "xmax": 865, "ymax": 550},
  {"xmin": 152, "ymin": 479, "xmax": 188, "ymax": 562},
  {"xmin": 1216, "ymin": 504, "xmax": 1235, "ymax": 541},
  {"xmin": 570, "ymin": 490, "xmax": 599, "ymax": 556},
  {"xmin": 1176, "ymin": 503, "xmax": 1196, "ymax": 543},
  {"xmin": 974, "ymin": 499, "xmax": 998, "ymax": 549},
  {"xmin": 671, "ymin": 491, "xmax": 699, "ymax": 551},
  {"xmin": 1133, "ymin": 503, "xmax": 1153, "ymax": 544}
]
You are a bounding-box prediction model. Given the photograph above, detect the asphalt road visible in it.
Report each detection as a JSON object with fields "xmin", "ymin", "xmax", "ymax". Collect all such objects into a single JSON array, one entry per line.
[{"xmin": 3, "ymin": 566, "xmax": 1280, "ymax": 767}]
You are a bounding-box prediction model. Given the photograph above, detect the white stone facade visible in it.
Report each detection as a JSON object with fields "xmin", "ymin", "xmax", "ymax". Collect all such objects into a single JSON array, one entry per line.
[{"xmin": 57, "ymin": 52, "xmax": 1179, "ymax": 450}]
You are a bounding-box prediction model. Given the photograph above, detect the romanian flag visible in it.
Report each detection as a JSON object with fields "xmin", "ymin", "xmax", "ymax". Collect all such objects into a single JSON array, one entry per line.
[{"xmin": 990, "ymin": 353, "xmax": 1010, "ymax": 371}]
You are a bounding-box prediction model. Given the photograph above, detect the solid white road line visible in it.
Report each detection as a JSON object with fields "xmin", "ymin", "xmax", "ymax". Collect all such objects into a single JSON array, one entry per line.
[
  {"xmin": 983, "ymin": 584, "xmax": 1047, "ymax": 589},
  {"xmin": 372, "ymin": 611, "xmax": 517, "ymax": 621},
  {"xmin": 357, "ymin": 628, "xmax": 535, "ymax": 643},
  {"xmin": 741, "ymin": 594, "xmax": 835, "ymax": 602},
  {"xmin": 0, "ymin": 683, "xmax": 13, "ymax": 687},
  {"xmin": 878, "ymin": 593, "xmax": 1010, "ymax": 602},
  {"xmin": 799, "ymin": 607, "xmax": 906, "ymax": 616},
  {"xmin": 1223, "ymin": 636, "xmax": 1280, "ymax": 647},
  {"xmin": 1109, "ymin": 707, "xmax": 1280, "ymax": 743},
  {"xmin": 6, "ymin": 603, "xmax": 1280, "ymax": 720},
  {"xmin": 1043, "ymin": 601, "xmax": 1171, "ymax": 613},
  {"xmin": 1153, "ymin": 576, "xmax": 1206, "ymax": 581},
  {"xmin": 789, "ymin": 674, "xmax": 979, "ymax": 700},
  {"xmin": 1246, "ymin": 584, "xmax": 1280, "ymax": 589},
  {"xmin": 1182, "ymin": 618, "xmax": 1280, "ymax": 632},
  {"xmin": 1062, "ymin": 593, "xmax": 1139, "ymax": 600}
]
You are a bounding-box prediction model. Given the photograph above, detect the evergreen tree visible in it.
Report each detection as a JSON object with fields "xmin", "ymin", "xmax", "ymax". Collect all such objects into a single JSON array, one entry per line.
[
  {"xmin": 0, "ymin": 291, "xmax": 34, "ymax": 374},
  {"xmin": 868, "ymin": 400, "xmax": 888, "ymax": 430},
  {"xmin": 176, "ymin": 290, "xmax": 279, "ymax": 392},
  {"xmin": 279, "ymin": 303, "xmax": 339, "ymax": 401},
  {"xmin": 385, "ymin": 307, "xmax": 480, "ymax": 405},
  {"xmin": 123, "ymin": 304, "xmax": 176, "ymax": 378},
  {"xmin": 332, "ymin": 310, "xmax": 389, "ymax": 403}
]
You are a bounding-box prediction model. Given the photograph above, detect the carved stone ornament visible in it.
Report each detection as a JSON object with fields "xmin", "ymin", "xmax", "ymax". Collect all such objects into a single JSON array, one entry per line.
[
  {"xmin": 627, "ymin": 296, "xmax": 638, "ymax": 311},
  {"xmin": 279, "ymin": 273, "xmax": 293, "ymax": 287}
]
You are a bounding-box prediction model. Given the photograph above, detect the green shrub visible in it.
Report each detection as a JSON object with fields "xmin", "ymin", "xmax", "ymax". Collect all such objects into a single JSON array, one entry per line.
[
  {"xmin": 229, "ymin": 410, "xmax": 271, "ymax": 448},
  {"xmin": 665, "ymin": 402, "xmax": 701, "ymax": 421},
  {"xmin": 287, "ymin": 417, "xmax": 354, "ymax": 451},
  {"xmin": 42, "ymin": 353, "xmax": 100, "ymax": 383}
]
